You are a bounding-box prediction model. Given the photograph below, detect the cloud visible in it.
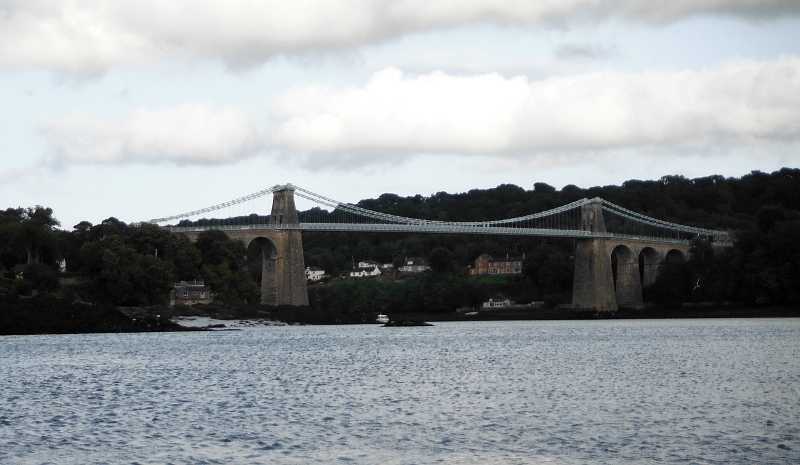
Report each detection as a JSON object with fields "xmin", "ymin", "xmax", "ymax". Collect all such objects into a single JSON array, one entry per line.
[
  {"xmin": 271, "ymin": 57, "xmax": 800, "ymax": 162},
  {"xmin": 554, "ymin": 42, "xmax": 618, "ymax": 60},
  {"xmin": 1, "ymin": 0, "xmax": 798, "ymax": 75},
  {"xmin": 38, "ymin": 103, "xmax": 261, "ymax": 164},
  {"xmin": 37, "ymin": 57, "xmax": 800, "ymax": 169}
]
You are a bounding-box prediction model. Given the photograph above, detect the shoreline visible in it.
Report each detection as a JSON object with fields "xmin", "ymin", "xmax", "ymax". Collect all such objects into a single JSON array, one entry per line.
[{"xmin": 2, "ymin": 295, "xmax": 798, "ymax": 336}]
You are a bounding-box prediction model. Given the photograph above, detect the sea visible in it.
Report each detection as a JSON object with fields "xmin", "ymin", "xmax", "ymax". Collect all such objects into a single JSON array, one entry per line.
[{"xmin": 1, "ymin": 319, "xmax": 799, "ymax": 464}]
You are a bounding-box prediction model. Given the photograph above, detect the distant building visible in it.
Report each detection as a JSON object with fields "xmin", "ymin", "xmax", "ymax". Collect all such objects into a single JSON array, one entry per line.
[
  {"xmin": 482, "ymin": 296, "xmax": 511, "ymax": 309},
  {"xmin": 398, "ymin": 257, "xmax": 429, "ymax": 273},
  {"xmin": 306, "ymin": 266, "xmax": 326, "ymax": 282},
  {"xmin": 357, "ymin": 260, "xmax": 381, "ymax": 269},
  {"xmin": 170, "ymin": 280, "xmax": 213, "ymax": 306},
  {"xmin": 470, "ymin": 254, "xmax": 524, "ymax": 275},
  {"xmin": 349, "ymin": 266, "xmax": 382, "ymax": 278}
]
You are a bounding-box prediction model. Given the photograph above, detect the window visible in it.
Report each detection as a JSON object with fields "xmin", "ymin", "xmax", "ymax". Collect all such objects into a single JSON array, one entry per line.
[
  {"xmin": 183, "ymin": 291, "xmax": 188, "ymax": 297},
  {"xmin": 200, "ymin": 292, "xmax": 205, "ymax": 298}
]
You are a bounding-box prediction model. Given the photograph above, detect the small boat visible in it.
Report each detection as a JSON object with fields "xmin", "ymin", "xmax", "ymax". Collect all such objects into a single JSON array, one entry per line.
[{"xmin": 376, "ymin": 314, "xmax": 389, "ymax": 324}]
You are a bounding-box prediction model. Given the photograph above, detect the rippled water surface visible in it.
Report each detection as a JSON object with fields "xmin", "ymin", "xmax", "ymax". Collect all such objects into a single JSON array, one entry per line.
[{"xmin": 2, "ymin": 319, "xmax": 799, "ymax": 464}]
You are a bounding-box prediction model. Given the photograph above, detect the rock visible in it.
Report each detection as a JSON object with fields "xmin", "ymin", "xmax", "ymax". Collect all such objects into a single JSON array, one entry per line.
[{"xmin": 383, "ymin": 319, "xmax": 433, "ymax": 327}]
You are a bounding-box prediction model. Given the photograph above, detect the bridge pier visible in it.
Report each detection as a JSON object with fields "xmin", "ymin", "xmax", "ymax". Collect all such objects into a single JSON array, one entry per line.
[
  {"xmin": 571, "ymin": 200, "xmax": 687, "ymax": 311},
  {"xmin": 613, "ymin": 245, "xmax": 644, "ymax": 309},
  {"xmin": 249, "ymin": 228, "xmax": 307, "ymax": 306},
  {"xmin": 178, "ymin": 186, "xmax": 309, "ymax": 306},
  {"xmin": 572, "ymin": 238, "xmax": 618, "ymax": 311}
]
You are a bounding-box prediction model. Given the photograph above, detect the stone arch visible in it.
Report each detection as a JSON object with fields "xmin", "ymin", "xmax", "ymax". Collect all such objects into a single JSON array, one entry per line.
[
  {"xmin": 247, "ymin": 236, "xmax": 279, "ymax": 305},
  {"xmin": 611, "ymin": 244, "xmax": 644, "ymax": 309},
  {"xmin": 639, "ymin": 247, "xmax": 661, "ymax": 288},
  {"xmin": 665, "ymin": 249, "xmax": 686, "ymax": 263}
]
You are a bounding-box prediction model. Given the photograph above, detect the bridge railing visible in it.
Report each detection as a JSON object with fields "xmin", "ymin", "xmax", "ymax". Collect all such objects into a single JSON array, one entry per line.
[{"xmin": 163, "ymin": 222, "xmax": 704, "ymax": 245}]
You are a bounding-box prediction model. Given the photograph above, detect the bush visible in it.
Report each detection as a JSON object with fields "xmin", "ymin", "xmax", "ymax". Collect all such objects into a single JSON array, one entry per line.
[{"xmin": 21, "ymin": 263, "xmax": 60, "ymax": 293}]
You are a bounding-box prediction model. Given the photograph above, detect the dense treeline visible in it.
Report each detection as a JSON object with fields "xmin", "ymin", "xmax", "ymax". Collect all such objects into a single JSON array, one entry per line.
[
  {"xmin": 1, "ymin": 215, "xmax": 259, "ymax": 305},
  {"xmin": 2, "ymin": 168, "xmax": 799, "ymax": 310},
  {"xmin": 301, "ymin": 168, "xmax": 800, "ymax": 309}
]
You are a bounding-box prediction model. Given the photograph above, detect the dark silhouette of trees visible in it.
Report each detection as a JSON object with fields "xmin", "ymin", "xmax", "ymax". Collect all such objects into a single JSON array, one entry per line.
[
  {"xmin": 3, "ymin": 167, "xmax": 800, "ymax": 309},
  {"xmin": 195, "ymin": 230, "xmax": 259, "ymax": 304}
]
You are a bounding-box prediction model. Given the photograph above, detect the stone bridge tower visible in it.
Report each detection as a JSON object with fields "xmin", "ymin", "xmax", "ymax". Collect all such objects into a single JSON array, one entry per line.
[
  {"xmin": 572, "ymin": 200, "xmax": 691, "ymax": 311},
  {"xmin": 181, "ymin": 186, "xmax": 309, "ymax": 306}
]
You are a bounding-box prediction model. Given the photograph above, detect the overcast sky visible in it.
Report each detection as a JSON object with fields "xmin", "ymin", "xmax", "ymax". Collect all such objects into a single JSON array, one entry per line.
[{"xmin": 2, "ymin": 1, "xmax": 800, "ymax": 229}]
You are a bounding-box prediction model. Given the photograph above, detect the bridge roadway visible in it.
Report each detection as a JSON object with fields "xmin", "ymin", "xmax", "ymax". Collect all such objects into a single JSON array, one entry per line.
[{"xmin": 165, "ymin": 223, "xmax": 695, "ymax": 246}]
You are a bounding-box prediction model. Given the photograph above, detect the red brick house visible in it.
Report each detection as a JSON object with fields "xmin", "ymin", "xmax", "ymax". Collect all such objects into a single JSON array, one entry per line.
[{"xmin": 470, "ymin": 254, "xmax": 524, "ymax": 275}]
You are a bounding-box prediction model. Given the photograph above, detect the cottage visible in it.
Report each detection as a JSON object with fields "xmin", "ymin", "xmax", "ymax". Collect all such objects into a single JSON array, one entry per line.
[
  {"xmin": 482, "ymin": 296, "xmax": 511, "ymax": 309},
  {"xmin": 349, "ymin": 266, "xmax": 382, "ymax": 278},
  {"xmin": 398, "ymin": 257, "xmax": 429, "ymax": 273},
  {"xmin": 170, "ymin": 280, "xmax": 213, "ymax": 306},
  {"xmin": 306, "ymin": 266, "xmax": 326, "ymax": 282}
]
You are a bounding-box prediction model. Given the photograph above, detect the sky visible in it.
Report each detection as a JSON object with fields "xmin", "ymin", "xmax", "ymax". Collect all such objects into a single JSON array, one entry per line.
[{"xmin": 2, "ymin": 1, "xmax": 800, "ymax": 230}]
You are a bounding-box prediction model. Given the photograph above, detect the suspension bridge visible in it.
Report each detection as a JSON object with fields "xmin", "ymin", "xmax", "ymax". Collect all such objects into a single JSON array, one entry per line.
[{"xmin": 150, "ymin": 184, "xmax": 731, "ymax": 311}]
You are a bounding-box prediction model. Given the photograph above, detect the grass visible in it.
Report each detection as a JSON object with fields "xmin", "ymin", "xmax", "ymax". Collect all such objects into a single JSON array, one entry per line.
[
  {"xmin": 471, "ymin": 274, "xmax": 515, "ymax": 285},
  {"xmin": 0, "ymin": 277, "xmax": 13, "ymax": 293}
]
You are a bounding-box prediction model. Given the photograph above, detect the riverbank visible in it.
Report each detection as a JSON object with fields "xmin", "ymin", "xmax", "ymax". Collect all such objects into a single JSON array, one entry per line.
[
  {"xmin": 0, "ymin": 296, "xmax": 198, "ymax": 335},
  {"xmin": 127, "ymin": 301, "xmax": 800, "ymax": 326},
  {"xmin": 3, "ymin": 297, "xmax": 797, "ymax": 335}
]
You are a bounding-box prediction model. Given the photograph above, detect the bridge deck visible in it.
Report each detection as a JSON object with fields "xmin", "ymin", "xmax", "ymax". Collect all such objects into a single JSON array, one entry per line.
[{"xmin": 164, "ymin": 223, "xmax": 703, "ymax": 245}]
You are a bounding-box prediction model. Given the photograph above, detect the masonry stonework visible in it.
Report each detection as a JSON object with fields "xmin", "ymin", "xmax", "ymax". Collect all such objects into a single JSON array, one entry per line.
[
  {"xmin": 181, "ymin": 187, "xmax": 309, "ymax": 306},
  {"xmin": 572, "ymin": 200, "xmax": 690, "ymax": 311}
]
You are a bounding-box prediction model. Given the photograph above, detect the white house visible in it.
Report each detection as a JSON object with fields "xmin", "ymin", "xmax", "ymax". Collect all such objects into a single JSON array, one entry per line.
[
  {"xmin": 358, "ymin": 260, "xmax": 381, "ymax": 269},
  {"xmin": 305, "ymin": 266, "xmax": 326, "ymax": 282},
  {"xmin": 398, "ymin": 257, "xmax": 430, "ymax": 273},
  {"xmin": 349, "ymin": 266, "xmax": 382, "ymax": 278},
  {"xmin": 482, "ymin": 297, "xmax": 511, "ymax": 309}
]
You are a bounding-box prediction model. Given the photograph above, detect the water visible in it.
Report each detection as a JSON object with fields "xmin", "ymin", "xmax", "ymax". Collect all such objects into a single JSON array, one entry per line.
[{"xmin": 2, "ymin": 319, "xmax": 799, "ymax": 464}]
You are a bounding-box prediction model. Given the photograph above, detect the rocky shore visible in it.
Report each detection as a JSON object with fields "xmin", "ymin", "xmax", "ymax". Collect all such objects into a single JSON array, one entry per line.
[
  {"xmin": 0, "ymin": 295, "xmax": 199, "ymax": 335},
  {"xmin": 2, "ymin": 295, "xmax": 797, "ymax": 336}
]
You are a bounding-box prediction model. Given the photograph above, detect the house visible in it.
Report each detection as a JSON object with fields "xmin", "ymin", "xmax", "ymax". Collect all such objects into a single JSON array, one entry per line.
[
  {"xmin": 357, "ymin": 260, "xmax": 381, "ymax": 269},
  {"xmin": 470, "ymin": 253, "xmax": 524, "ymax": 275},
  {"xmin": 482, "ymin": 296, "xmax": 511, "ymax": 309},
  {"xmin": 349, "ymin": 266, "xmax": 382, "ymax": 278},
  {"xmin": 12, "ymin": 264, "xmax": 26, "ymax": 280},
  {"xmin": 170, "ymin": 280, "xmax": 213, "ymax": 306},
  {"xmin": 398, "ymin": 257, "xmax": 429, "ymax": 273},
  {"xmin": 306, "ymin": 266, "xmax": 326, "ymax": 282}
]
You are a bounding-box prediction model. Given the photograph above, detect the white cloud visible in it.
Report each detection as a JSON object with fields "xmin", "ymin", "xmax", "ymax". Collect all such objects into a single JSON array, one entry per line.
[
  {"xmin": 36, "ymin": 57, "xmax": 800, "ymax": 169},
  {"xmin": 1, "ymin": 0, "xmax": 798, "ymax": 75},
  {"xmin": 270, "ymin": 57, "xmax": 800, "ymax": 163},
  {"xmin": 38, "ymin": 103, "xmax": 260, "ymax": 164}
]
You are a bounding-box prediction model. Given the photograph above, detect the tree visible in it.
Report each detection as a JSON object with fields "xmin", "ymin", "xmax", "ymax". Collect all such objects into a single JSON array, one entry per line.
[
  {"xmin": 428, "ymin": 247, "xmax": 456, "ymax": 273},
  {"xmin": 196, "ymin": 230, "xmax": 246, "ymax": 269},
  {"xmin": 20, "ymin": 263, "xmax": 60, "ymax": 293},
  {"xmin": 644, "ymin": 256, "xmax": 692, "ymax": 307},
  {"xmin": 0, "ymin": 206, "xmax": 61, "ymax": 268},
  {"xmin": 195, "ymin": 230, "xmax": 259, "ymax": 303},
  {"xmin": 521, "ymin": 244, "xmax": 574, "ymax": 300}
]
